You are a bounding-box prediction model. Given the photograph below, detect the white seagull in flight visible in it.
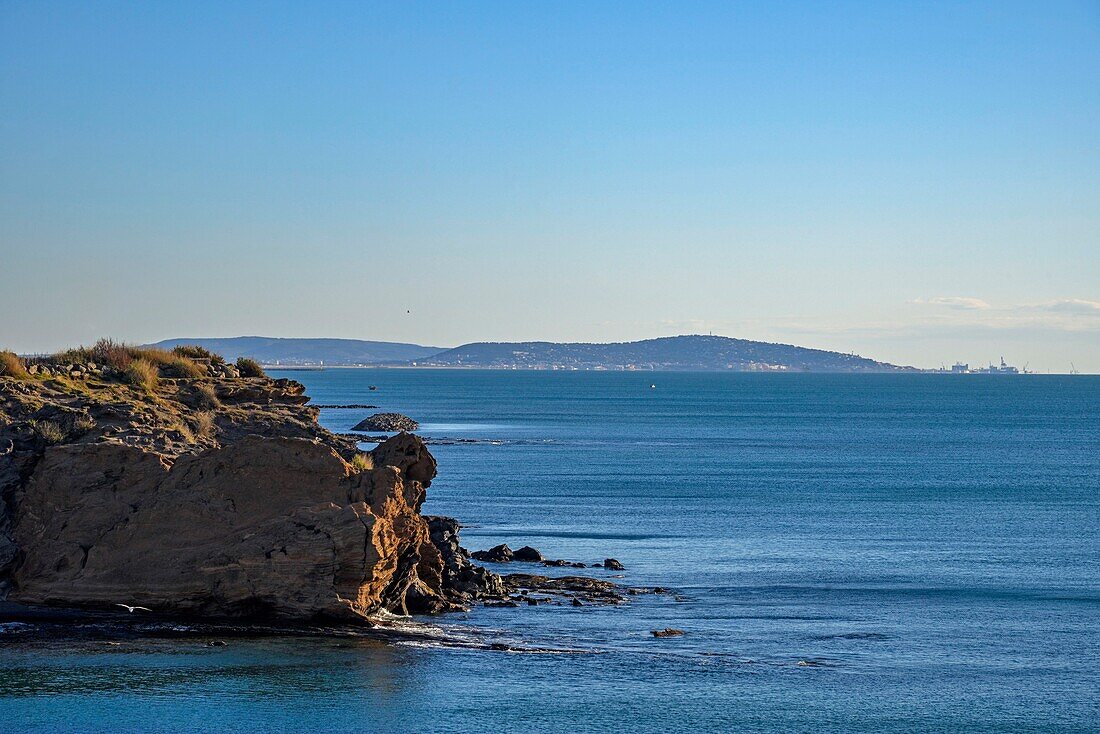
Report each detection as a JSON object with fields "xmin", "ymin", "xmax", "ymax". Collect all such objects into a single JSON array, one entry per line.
[{"xmin": 115, "ymin": 603, "xmax": 152, "ymax": 613}]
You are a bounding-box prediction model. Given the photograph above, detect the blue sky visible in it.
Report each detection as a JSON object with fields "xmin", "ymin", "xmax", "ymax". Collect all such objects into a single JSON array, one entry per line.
[{"xmin": 2, "ymin": 1, "xmax": 1098, "ymax": 371}]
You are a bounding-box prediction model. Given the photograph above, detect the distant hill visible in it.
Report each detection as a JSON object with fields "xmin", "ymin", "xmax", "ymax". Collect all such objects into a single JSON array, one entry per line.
[
  {"xmin": 147, "ymin": 335, "xmax": 913, "ymax": 371},
  {"xmin": 147, "ymin": 337, "xmax": 443, "ymax": 366},
  {"xmin": 416, "ymin": 335, "xmax": 914, "ymax": 372}
]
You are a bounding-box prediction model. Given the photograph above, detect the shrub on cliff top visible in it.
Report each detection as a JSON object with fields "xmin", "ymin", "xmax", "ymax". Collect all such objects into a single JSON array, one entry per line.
[
  {"xmin": 236, "ymin": 357, "xmax": 265, "ymax": 378},
  {"xmin": 89, "ymin": 338, "xmax": 132, "ymax": 370},
  {"xmin": 54, "ymin": 338, "xmax": 132, "ymax": 369},
  {"xmin": 0, "ymin": 351, "xmax": 30, "ymax": 379},
  {"xmin": 172, "ymin": 344, "xmax": 225, "ymax": 364},
  {"xmin": 155, "ymin": 353, "xmax": 206, "ymax": 379},
  {"xmin": 123, "ymin": 359, "xmax": 159, "ymax": 392},
  {"xmin": 59, "ymin": 339, "xmax": 206, "ymax": 379}
]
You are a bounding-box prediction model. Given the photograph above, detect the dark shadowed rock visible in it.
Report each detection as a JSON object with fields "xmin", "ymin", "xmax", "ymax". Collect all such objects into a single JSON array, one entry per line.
[
  {"xmin": 541, "ymin": 559, "xmax": 586, "ymax": 568},
  {"xmin": 512, "ymin": 545, "xmax": 543, "ymax": 562},
  {"xmin": 472, "ymin": 544, "xmax": 514, "ymax": 563},
  {"xmin": 502, "ymin": 574, "xmax": 624, "ymax": 605},
  {"xmin": 351, "ymin": 413, "xmax": 419, "ymax": 432},
  {"xmin": 603, "ymin": 558, "xmax": 625, "ymax": 570},
  {"xmin": 652, "ymin": 628, "xmax": 684, "ymax": 637},
  {"xmin": 424, "ymin": 516, "xmax": 505, "ymax": 602}
]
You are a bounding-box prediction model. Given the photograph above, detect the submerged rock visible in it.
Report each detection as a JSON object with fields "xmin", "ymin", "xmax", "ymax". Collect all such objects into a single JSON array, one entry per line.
[
  {"xmin": 351, "ymin": 413, "xmax": 419, "ymax": 432},
  {"xmin": 501, "ymin": 574, "xmax": 624, "ymax": 605},
  {"xmin": 651, "ymin": 628, "xmax": 684, "ymax": 637},
  {"xmin": 541, "ymin": 559, "xmax": 587, "ymax": 568}
]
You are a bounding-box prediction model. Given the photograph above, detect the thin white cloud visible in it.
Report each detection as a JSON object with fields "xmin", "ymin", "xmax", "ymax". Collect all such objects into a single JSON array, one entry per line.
[
  {"xmin": 1030, "ymin": 299, "xmax": 1100, "ymax": 314},
  {"xmin": 904, "ymin": 297, "xmax": 1100, "ymax": 332},
  {"xmin": 911, "ymin": 296, "xmax": 991, "ymax": 310}
]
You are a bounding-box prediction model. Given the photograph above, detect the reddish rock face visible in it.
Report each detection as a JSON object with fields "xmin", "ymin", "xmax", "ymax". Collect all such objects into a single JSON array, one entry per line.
[
  {"xmin": 0, "ymin": 373, "xmax": 456, "ymax": 621},
  {"xmin": 9, "ymin": 433, "xmax": 448, "ymax": 620}
]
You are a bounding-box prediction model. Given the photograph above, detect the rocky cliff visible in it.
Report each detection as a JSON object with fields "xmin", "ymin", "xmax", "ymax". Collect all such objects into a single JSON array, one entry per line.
[{"xmin": 0, "ymin": 347, "xmax": 491, "ymax": 622}]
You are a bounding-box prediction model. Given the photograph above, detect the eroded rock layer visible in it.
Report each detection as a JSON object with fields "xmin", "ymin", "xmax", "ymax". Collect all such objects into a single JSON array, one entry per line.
[{"xmin": 0, "ymin": 369, "xmax": 474, "ymax": 621}]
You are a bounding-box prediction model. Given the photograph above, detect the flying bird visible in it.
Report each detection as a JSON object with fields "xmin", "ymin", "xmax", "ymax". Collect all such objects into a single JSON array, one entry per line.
[{"xmin": 115, "ymin": 603, "xmax": 152, "ymax": 613}]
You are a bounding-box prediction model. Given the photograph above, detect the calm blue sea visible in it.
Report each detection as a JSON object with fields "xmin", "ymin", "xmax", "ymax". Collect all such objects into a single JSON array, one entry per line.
[{"xmin": 3, "ymin": 371, "xmax": 1099, "ymax": 733}]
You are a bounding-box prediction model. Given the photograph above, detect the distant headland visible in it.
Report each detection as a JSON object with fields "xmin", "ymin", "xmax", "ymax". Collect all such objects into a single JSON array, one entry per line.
[{"xmin": 146, "ymin": 335, "xmax": 913, "ymax": 372}]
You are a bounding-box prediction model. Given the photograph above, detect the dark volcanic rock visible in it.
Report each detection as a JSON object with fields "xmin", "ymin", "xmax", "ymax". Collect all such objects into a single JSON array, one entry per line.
[
  {"xmin": 541, "ymin": 559, "xmax": 587, "ymax": 568},
  {"xmin": 502, "ymin": 574, "xmax": 625, "ymax": 605},
  {"xmin": 603, "ymin": 558, "xmax": 625, "ymax": 570},
  {"xmin": 472, "ymin": 544, "xmax": 514, "ymax": 563},
  {"xmin": 512, "ymin": 545, "xmax": 543, "ymax": 562},
  {"xmin": 351, "ymin": 413, "xmax": 419, "ymax": 432},
  {"xmin": 424, "ymin": 516, "xmax": 505, "ymax": 602},
  {"xmin": 312, "ymin": 404, "xmax": 380, "ymax": 409},
  {"xmin": 651, "ymin": 628, "xmax": 684, "ymax": 638}
]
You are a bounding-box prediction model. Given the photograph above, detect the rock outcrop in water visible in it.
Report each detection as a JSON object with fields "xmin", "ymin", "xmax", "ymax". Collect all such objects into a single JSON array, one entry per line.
[
  {"xmin": 0, "ymin": 348, "xmax": 486, "ymax": 621},
  {"xmin": 351, "ymin": 413, "xmax": 419, "ymax": 432}
]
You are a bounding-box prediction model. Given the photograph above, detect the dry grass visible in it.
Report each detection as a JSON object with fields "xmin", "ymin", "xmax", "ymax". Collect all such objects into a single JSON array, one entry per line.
[
  {"xmin": 350, "ymin": 453, "xmax": 374, "ymax": 473},
  {"xmin": 123, "ymin": 359, "xmax": 159, "ymax": 392},
  {"xmin": 72, "ymin": 415, "xmax": 96, "ymax": 434},
  {"xmin": 191, "ymin": 410, "xmax": 216, "ymax": 438},
  {"xmin": 156, "ymin": 354, "xmax": 206, "ymax": 379},
  {"xmin": 168, "ymin": 421, "xmax": 196, "ymax": 444},
  {"xmin": 0, "ymin": 351, "xmax": 30, "ymax": 379},
  {"xmin": 52, "ymin": 339, "xmax": 208, "ymax": 379},
  {"xmin": 184, "ymin": 382, "xmax": 220, "ymax": 410},
  {"xmin": 90, "ymin": 338, "xmax": 132, "ymax": 370},
  {"xmin": 28, "ymin": 419, "xmax": 66, "ymax": 444}
]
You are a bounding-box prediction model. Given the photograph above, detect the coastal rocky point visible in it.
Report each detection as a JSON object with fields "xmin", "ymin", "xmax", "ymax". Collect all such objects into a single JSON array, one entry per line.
[
  {"xmin": 0, "ymin": 344, "xmax": 633, "ymax": 625},
  {"xmin": 0, "ymin": 345, "xmax": 497, "ymax": 622}
]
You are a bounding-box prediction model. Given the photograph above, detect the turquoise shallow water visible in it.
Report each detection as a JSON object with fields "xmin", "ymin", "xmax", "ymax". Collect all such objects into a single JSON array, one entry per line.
[{"xmin": 3, "ymin": 371, "xmax": 1099, "ymax": 733}]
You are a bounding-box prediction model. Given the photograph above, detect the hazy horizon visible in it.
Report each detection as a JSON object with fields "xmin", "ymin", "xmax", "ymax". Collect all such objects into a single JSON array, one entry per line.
[
  {"xmin": 2, "ymin": 2, "xmax": 1098, "ymax": 372},
  {"xmin": 4, "ymin": 332, "xmax": 1090, "ymax": 373}
]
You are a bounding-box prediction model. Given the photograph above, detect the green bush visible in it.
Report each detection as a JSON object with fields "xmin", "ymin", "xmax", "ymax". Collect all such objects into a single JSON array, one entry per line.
[
  {"xmin": 172, "ymin": 344, "xmax": 225, "ymax": 364},
  {"xmin": 350, "ymin": 453, "xmax": 374, "ymax": 473},
  {"xmin": 171, "ymin": 344, "xmax": 213, "ymax": 359},
  {"xmin": 236, "ymin": 357, "xmax": 265, "ymax": 378}
]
